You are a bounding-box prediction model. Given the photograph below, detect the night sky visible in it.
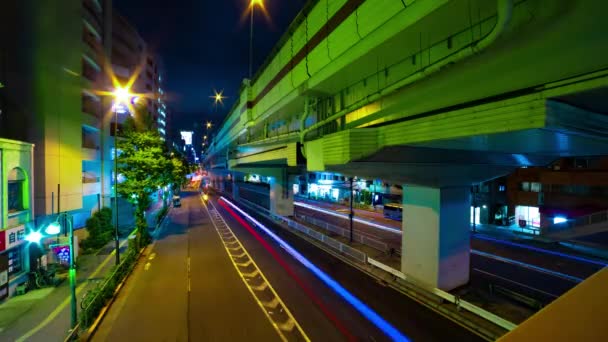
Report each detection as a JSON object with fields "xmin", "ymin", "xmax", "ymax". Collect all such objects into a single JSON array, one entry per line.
[{"xmin": 116, "ymin": 0, "xmax": 305, "ymax": 141}]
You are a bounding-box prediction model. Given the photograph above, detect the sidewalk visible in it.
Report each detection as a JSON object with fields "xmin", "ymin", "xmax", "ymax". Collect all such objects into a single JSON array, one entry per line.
[{"xmin": 0, "ymin": 199, "xmax": 165, "ymax": 341}]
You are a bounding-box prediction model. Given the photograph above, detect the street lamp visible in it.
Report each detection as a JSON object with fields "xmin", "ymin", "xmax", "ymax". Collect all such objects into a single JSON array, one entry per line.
[
  {"xmin": 26, "ymin": 213, "xmax": 77, "ymax": 330},
  {"xmin": 111, "ymin": 86, "xmax": 135, "ymax": 265},
  {"xmin": 248, "ymin": 0, "xmax": 265, "ymax": 79}
]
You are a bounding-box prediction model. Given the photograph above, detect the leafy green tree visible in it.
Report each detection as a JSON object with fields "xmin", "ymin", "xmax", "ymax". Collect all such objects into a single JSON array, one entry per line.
[
  {"xmin": 169, "ymin": 153, "xmax": 189, "ymax": 190},
  {"xmin": 81, "ymin": 207, "xmax": 114, "ymax": 253},
  {"xmin": 117, "ymin": 126, "xmax": 171, "ymax": 246}
]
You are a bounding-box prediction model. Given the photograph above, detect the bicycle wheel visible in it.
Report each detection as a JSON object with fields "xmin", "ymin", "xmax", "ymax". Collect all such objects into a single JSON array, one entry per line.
[{"xmin": 35, "ymin": 274, "xmax": 45, "ymax": 288}]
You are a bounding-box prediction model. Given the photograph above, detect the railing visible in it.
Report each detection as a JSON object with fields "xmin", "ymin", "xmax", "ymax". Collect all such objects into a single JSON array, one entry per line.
[
  {"xmin": 547, "ymin": 210, "xmax": 608, "ymax": 234},
  {"xmin": 79, "ymin": 248, "xmax": 138, "ymax": 329},
  {"xmin": 295, "ymin": 214, "xmax": 389, "ymax": 254}
]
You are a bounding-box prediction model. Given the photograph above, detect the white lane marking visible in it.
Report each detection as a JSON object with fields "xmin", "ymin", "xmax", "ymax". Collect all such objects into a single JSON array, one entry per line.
[{"xmin": 144, "ymin": 262, "xmax": 151, "ymax": 271}]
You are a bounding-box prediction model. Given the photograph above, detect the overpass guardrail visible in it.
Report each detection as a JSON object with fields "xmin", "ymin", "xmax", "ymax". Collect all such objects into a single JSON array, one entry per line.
[{"xmin": 219, "ymin": 193, "xmax": 517, "ymax": 335}]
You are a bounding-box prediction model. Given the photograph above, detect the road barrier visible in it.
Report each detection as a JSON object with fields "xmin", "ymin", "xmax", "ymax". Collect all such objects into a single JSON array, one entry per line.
[{"xmin": 295, "ymin": 214, "xmax": 389, "ymax": 254}]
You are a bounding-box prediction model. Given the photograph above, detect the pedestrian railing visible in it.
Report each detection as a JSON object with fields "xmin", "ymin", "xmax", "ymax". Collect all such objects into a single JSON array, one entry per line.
[{"xmin": 79, "ymin": 247, "xmax": 138, "ymax": 329}]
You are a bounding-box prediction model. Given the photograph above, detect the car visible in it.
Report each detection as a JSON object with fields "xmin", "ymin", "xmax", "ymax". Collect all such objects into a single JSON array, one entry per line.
[{"xmin": 172, "ymin": 195, "xmax": 181, "ymax": 207}]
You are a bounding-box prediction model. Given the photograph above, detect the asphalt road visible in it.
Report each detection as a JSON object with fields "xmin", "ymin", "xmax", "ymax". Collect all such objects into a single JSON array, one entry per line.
[
  {"xmin": 92, "ymin": 192, "xmax": 280, "ymax": 341},
  {"xmin": 92, "ymin": 191, "xmax": 482, "ymax": 342}
]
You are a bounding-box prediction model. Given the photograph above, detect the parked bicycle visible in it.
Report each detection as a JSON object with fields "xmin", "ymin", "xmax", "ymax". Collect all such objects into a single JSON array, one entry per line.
[{"xmin": 28, "ymin": 266, "xmax": 56, "ymax": 289}]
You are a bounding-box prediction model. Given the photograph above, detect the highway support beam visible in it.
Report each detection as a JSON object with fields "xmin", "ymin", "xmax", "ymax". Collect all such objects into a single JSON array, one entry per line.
[
  {"xmin": 402, "ymin": 185, "xmax": 470, "ymax": 291},
  {"xmin": 269, "ymin": 170, "xmax": 294, "ymax": 217}
]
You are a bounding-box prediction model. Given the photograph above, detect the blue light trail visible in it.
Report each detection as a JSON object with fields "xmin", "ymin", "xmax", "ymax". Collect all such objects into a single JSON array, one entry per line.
[{"xmin": 221, "ymin": 196, "xmax": 410, "ymax": 342}]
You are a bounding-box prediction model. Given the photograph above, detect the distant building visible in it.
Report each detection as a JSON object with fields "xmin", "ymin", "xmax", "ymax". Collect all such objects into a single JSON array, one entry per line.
[
  {"xmin": 473, "ymin": 156, "xmax": 608, "ymax": 234},
  {"xmin": 111, "ymin": 12, "xmax": 167, "ymax": 140}
]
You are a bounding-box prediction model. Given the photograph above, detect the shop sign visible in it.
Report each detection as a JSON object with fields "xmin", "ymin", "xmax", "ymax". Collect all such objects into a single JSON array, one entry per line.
[
  {"xmin": 0, "ymin": 225, "xmax": 26, "ymax": 252},
  {"xmin": 51, "ymin": 244, "xmax": 71, "ymax": 266}
]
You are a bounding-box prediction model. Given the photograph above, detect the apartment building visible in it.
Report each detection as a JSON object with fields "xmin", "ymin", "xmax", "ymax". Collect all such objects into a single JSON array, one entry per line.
[{"xmin": 111, "ymin": 13, "xmax": 168, "ymax": 141}]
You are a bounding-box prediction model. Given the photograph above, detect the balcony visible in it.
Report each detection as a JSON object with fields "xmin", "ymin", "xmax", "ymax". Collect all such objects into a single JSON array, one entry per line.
[
  {"xmin": 82, "ymin": 95, "xmax": 101, "ymax": 118},
  {"xmin": 83, "ymin": 32, "xmax": 101, "ymax": 62},
  {"xmin": 82, "ymin": 1, "xmax": 103, "ymax": 35}
]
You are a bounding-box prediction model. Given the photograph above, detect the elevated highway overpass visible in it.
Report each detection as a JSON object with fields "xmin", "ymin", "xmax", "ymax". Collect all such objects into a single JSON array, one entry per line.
[{"xmin": 204, "ymin": 0, "xmax": 608, "ymax": 291}]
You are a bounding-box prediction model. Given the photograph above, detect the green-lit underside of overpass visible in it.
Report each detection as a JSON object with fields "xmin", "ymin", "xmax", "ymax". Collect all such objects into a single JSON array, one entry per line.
[{"xmin": 205, "ymin": 0, "xmax": 608, "ymax": 187}]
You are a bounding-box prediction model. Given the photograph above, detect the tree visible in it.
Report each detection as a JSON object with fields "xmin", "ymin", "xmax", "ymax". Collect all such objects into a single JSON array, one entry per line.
[
  {"xmin": 169, "ymin": 152, "xmax": 190, "ymax": 190},
  {"xmin": 117, "ymin": 126, "xmax": 171, "ymax": 247}
]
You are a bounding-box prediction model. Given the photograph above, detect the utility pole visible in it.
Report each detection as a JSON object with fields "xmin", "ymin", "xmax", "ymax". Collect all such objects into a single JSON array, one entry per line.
[{"xmin": 349, "ymin": 177, "xmax": 354, "ymax": 243}]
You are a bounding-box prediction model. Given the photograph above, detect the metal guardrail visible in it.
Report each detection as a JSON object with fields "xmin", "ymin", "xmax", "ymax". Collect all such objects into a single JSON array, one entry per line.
[
  {"xmin": 367, "ymin": 257, "xmax": 518, "ymax": 332},
  {"xmin": 237, "ymin": 198, "xmax": 367, "ymax": 264},
  {"xmin": 295, "ymin": 214, "xmax": 389, "ymax": 254},
  {"xmin": 63, "ymin": 323, "xmax": 80, "ymax": 342}
]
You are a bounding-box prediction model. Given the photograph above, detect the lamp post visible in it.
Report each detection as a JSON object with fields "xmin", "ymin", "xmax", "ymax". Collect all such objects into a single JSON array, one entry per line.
[
  {"xmin": 111, "ymin": 86, "xmax": 133, "ymax": 265},
  {"xmin": 27, "ymin": 213, "xmax": 77, "ymax": 329},
  {"xmin": 248, "ymin": 0, "xmax": 264, "ymax": 79}
]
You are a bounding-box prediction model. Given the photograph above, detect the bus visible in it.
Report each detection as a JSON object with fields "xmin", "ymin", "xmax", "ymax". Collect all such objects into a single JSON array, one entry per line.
[{"xmin": 383, "ymin": 203, "xmax": 403, "ymax": 221}]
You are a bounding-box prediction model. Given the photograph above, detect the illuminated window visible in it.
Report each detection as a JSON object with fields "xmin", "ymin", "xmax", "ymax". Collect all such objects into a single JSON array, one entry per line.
[{"xmin": 530, "ymin": 182, "xmax": 542, "ymax": 192}]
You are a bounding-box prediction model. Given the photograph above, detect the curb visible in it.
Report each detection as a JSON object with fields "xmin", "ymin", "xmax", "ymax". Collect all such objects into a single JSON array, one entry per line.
[
  {"xmin": 76, "ymin": 209, "xmax": 171, "ymax": 341},
  {"xmin": 79, "ymin": 245, "xmax": 149, "ymax": 341}
]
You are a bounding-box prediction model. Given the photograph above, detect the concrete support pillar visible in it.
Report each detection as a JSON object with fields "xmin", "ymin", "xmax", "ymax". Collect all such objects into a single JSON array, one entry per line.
[
  {"xmin": 232, "ymin": 172, "xmax": 239, "ymax": 200},
  {"xmin": 219, "ymin": 174, "xmax": 225, "ymax": 192},
  {"xmin": 401, "ymin": 185, "xmax": 470, "ymax": 291},
  {"xmin": 269, "ymin": 171, "xmax": 294, "ymax": 217}
]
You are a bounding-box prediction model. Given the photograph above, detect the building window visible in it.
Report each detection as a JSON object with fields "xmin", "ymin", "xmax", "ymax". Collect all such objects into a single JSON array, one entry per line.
[
  {"xmin": 8, "ymin": 168, "xmax": 27, "ymax": 213},
  {"xmin": 515, "ymin": 205, "xmax": 541, "ymax": 228},
  {"xmin": 7, "ymin": 247, "xmax": 23, "ymax": 277},
  {"xmin": 530, "ymin": 182, "xmax": 542, "ymax": 192},
  {"xmin": 520, "ymin": 182, "xmax": 530, "ymax": 192},
  {"xmin": 498, "ymin": 185, "xmax": 506, "ymax": 192},
  {"xmin": 574, "ymin": 158, "xmax": 588, "ymax": 169}
]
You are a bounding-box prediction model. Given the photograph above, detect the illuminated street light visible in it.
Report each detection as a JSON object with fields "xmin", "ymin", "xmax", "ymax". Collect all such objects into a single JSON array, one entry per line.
[
  {"xmin": 25, "ymin": 231, "xmax": 43, "ymax": 243},
  {"xmin": 210, "ymin": 89, "xmax": 226, "ymax": 106},
  {"xmin": 248, "ymin": 0, "xmax": 267, "ymax": 79},
  {"xmin": 113, "ymin": 86, "xmax": 131, "ymax": 104},
  {"xmin": 45, "ymin": 222, "xmax": 62, "ymax": 235},
  {"xmin": 110, "ymin": 85, "xmax": 136, "ymax": 266},
  {"xmin": 25, "ymin": 214, "xmax": 78, "ymax": 330},
  {"xmin": 204, "ymin": 135, "xmax": 207, "ymax": 140},
  {"xmin": 206, "ymin": 121, "xmax": 212, "ymax": 129}
]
